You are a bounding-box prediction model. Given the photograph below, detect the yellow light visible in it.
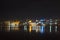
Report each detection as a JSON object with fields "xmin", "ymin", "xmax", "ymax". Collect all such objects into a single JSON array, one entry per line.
[
  {"xmin": 4, "ymin": 21, "xmax": 10, "ymax": 25},
  {"xmin": 29, "ymin": 26, "xmax": 32, "ymax": 32},
  {"xmin": 11, "ymin": 21, "xmax": 20, "ymax": 27},
  {"xmin": 29, "ymin": 20, "xmax": 32, "ymax": 23},
  {"xmin": 4, "ymin": 21, "xmax": 11, "ymax": 31},
  {"xmin": 13, "ymin": 21, "xmax": 20, "ymax": 25},
  {"xmin": 4, "ymin": 21, "xmax": 20, "ymax": 31}
]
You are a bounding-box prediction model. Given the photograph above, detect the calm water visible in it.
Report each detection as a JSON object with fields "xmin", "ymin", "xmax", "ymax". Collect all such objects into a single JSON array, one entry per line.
[
  {"xmin": 0, "ymin": 26, "xmax": 60, "ymax": 40},
  {"xmin": 0, "ymin": 31, "xmax": 60, "ymax": 40}
]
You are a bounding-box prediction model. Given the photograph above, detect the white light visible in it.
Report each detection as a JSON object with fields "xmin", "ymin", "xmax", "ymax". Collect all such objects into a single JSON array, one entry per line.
[
  {"xmin": 50, "ymin": 26, "xmax": 52, "ymax": 32},
  {"xmin": 39, "ymin": 22, "xmax": 41, "ymax": 23},
  {"xmin": 55, "ymin": 26, "xmax": 57, "ymax": 32},
  {"xmin": 24, "ymin": 25, "xmax": 27, "ymax": 31},
  {"xmin": 10, "ymin": 23, "xmax": 15, "ymax": 27},
  {"xmin": 32, "ymin": 26, "xmax": 36, "ymax": 30},
  {"xmin": 50, "ymin": 23, "xmax": 52, "ymax": 25},
  {"xmin": 55, "ymin": 22, "xmax": 57, "ymax": 24}
]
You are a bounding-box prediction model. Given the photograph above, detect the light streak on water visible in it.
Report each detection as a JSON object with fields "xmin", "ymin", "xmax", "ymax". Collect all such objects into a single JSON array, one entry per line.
[
  {"xmin": 55, "ymin": 26, "xmax": 57, "ymax": 32},
  {"xmin": 29, "ymin": 26, "xmax": 32, "ymax": 32},
  {"xmin": 40, "ymin": 26, "xmax": 44, "ymax": 33},
  {"xmin": 50, "ymin": 25, "xmax": 52, "ymax": 32},
  {"xmin": 24, "ymin": 25, "xmax": 27, "ymax": 31}
]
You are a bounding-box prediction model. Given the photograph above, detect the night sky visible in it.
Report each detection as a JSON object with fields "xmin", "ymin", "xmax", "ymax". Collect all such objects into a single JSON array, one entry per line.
[
  {"xmin": 1, "ymin": 1, "xmax": 60, "ymax": 40},
  {"xmin": 1, "ymin": 0, "xmax": 60, "ymax": 20}
]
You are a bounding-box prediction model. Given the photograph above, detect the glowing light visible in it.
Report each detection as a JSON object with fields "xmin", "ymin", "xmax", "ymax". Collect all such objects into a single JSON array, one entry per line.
[
  {"xmin": 29, "ymin": 20, "xmax": 32, "ymax": 23},
  {"xmin": 50, "ymin": 26, "xmax": 52, "ymax": 32},
  {"xmin": 10, "ymin": 21, "xmax": 20, "ymax": 31},
  {"xmin": 36, "ymin": 29, "xmax": 38, "ymax": 32},
  {"xmin": 29, "ymin": 26, "xmax": 32, "ymax": 32},
  {"xmin": 32, "ymin": 26, "xmax": 36, "ymax": 30},
  {"xmin": 55, "ymin": 22, "xmax": 57, "ymax": 24},
  {"xmin": 55, "ymin": 26, "xmax": 57, "ymax": 32},
  {"xmin": 40, "ymin": 26, "xmax": 44, "ymax": 33},
  {"xmin": 10, "ymin": 23, "xmax": 15, "ymax": 27},
  {"xmin": 36, "ymin": 26, "xmax": 40, "ymax": 32},
  {"xmin": 39, "ymin": 18, "xmax": 45, "ymax": 33},
  {"xmin": 29, "ymin": 22, "xmax": 37, "ymax": 31},
  {"xmin": 55, "ymin": 20, "xmax": 57, "ymax": 32},
  {"xmin": 39, "ymin": 22, "xmax": 41, "ymax": 23},
  {"xmin": 4, "ymin": 21, "xmax": 11, "ymax": 31},
  {"xmin": 50, "ymin": 20, "xmax": 52, "ymax": 23},
  {"xmin": 49, "ymin": 19, "xmax": 52, "ymax": 32},
  {"xmin": 36, "ymin": 20, "xmax": 38, "ymax": 22},
  {"xmin": 24, "ymin": 25, "xmax": 27, "ymax": 31},
  {"xmin": 10, "ymin": 21, "xmax": 20, "ymax": 27}
]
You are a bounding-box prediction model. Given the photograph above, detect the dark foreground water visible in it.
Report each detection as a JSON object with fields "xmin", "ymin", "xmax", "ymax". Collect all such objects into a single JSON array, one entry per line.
[{"xmin": 0, "ymin": 31, "xmax": 60, "ymax": 40}]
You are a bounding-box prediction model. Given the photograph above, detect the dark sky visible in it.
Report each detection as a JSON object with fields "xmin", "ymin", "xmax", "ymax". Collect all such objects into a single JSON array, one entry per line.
[{"xmin": 1, "ymin": 0, "xmax": 60, "ymax": 19}]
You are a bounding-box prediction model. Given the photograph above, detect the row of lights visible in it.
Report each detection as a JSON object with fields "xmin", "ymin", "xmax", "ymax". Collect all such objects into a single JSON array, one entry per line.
[
  {"xmin": 24, "ymin": 19, "xmax": 58, "ymax": 33},
  {"xmin": 0, "ymin": 19, "xmax": 58, "ymax": 33}
]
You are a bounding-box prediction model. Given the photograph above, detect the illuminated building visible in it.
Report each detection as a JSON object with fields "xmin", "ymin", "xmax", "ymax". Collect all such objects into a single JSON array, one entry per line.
[
  {"xmin": 36, "ymin": 20, "xmax": 39, "ymax": 23},
  {"xmin": 49, "ymin": 23, "xmax": 52, "ymax": 32},
  {"xmin": 0, "ymin": 18, "xmax": 60, "ymax": 33},
  {"xmin": 36, "ymin": 22, "xmax": 41, "ymax": 32},
  {"xmin": 29, "ymin": 22, "xmax": 36, "ymax": 31},
  {"xmin": 49, "ymin": 19, "xmax": 52, "ymax": 32},
  {"xmin": 55, "ymin": 26, "xmax": 57, "ymax": 32},
  {"xmin": 10, "ymin": 21, "xmax": 20, "ymax": 31},
  {"xmin": 28, "ymin": 21, "xmax": 37, "ymax": 32},
  {"xmin": 4, "ymin": 21, "xmax": 10, "ymax": 31},
  {"xmin": 24, "ymin": 25, "xmax": 27, "ymax": 31},
  {"xmin": 23, "ymin": 22, "xmax": 28, "ymax": 31},
  {"xmin": 4, "ymin": 21, "xmax": 20, "ymax": 31},
  {"xmin": 40, "ymin": 23, "xmax": 45, "ymax": 33},
  {"xmin": 40, "ymin": 26, "xmax": 44, "ymax": 33},
  {"xmin": 36, "ymin": 26, "xmax": 40, "ymax": 32},
  {"xmin": 39, "ymin": 18, "xmax": 45, "ymax": 33},
  {"xmin": 55, "ymin": 19, "xmax": 58, "ymax": 32},
  {"xmin": 29, "ymin": 26, "xmax": 32, "ymax": 32}
]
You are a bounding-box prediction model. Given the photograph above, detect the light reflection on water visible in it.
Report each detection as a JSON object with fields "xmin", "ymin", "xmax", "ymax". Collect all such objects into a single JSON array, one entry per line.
[
  {"xmin": 0, "ymin": 27, "xmax": 20, "ymax": 32},
  {"xmin": 0, "ymin": 25, "xmax": 60, "ymax": 34}
]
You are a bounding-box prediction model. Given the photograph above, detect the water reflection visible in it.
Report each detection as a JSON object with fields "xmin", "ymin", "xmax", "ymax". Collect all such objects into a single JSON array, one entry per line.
[
  {"xmin": 0, "ymin": 25, "xmax": 59, "ymax": 33},
  {"xmin": 0, "ymin": 20, "xmax": 60, "ymax": 34},
  {"xmin": 1, "ymin": 21, "xmax": 20, "ymax": 32},
  {"xmin": 29, "ymin": 26, "xmax": 32, "ymax": 32}
]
